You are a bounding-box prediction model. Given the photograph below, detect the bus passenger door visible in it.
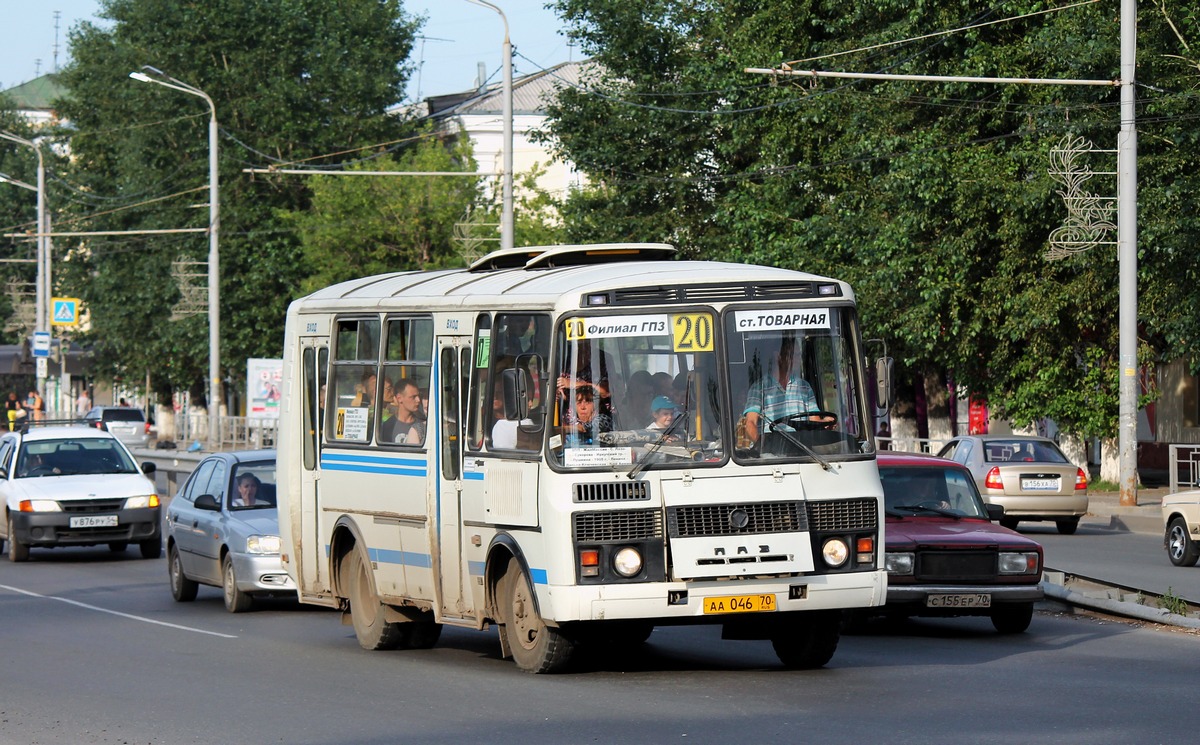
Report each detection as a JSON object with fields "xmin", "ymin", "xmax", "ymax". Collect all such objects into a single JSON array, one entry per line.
[
  {"xmin": 299, "ymin": 339, "xmax": 329, "ymax": 593},
  {"xmin": 433, "ymin": 339, "xmax": 471, "ymax": 619}
]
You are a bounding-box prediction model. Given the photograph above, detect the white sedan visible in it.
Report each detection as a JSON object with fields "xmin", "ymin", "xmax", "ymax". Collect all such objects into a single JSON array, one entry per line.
[
  {"xmin": 0, "ymin": 426, "xmax": 161, "ymax": 562},
  {"xmin": 1162, "ymin": 490, "xmax": 1200, "ymax": 566}
]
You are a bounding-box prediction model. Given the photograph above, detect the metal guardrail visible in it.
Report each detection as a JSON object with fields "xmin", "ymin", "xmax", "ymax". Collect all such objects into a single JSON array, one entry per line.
[
  {"xmin": 168, "ymin": 415, "xmax": 277, "ymax": 450},
  {"xmin": 877, "ymin": 436, "xmax": 946, "ymax": 454},
  {"xmin": 1169, "ymin": 444, "xmax": 1200, "ymax": 494}
]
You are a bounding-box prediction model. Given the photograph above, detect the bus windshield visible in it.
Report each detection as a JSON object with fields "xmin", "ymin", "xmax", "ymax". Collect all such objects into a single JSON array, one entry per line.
[
  {"xmin": 548, "ymin": 311, "xmax": 722, "ymax": 470},
  {"xmin": 725, "ymin": 306, "xmax": 871, "ymax": 462}
]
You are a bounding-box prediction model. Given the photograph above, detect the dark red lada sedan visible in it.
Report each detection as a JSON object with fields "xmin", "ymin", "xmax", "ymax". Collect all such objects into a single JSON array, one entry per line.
[{"xmin": 876, "ymin": 452, "xmax": 1044, "ymax": 633}]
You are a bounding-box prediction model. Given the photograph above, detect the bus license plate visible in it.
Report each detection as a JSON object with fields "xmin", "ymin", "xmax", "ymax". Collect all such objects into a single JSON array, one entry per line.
[
  {"xmin": 927, "ymin": 593, "xmax": 991, "ymax": 608},
  {"xmin": 702, "ymin": 594, "xmax": 777, "ymax": 615},
  {"xmin": 69, "ymin": 515, "xmax": 119, "ymax": 528}
]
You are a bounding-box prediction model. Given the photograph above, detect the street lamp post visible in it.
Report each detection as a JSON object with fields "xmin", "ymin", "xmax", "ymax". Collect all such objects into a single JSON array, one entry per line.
[
  {"xmin": 129, "ymin": 67, "xmax": 221, "ymax": 446},
  {"xmin": 0, "ymin": 131, "xmax": 48, "ymax": 401},
  {"xmin": 465, "ymin": 0, "xmax": 514, "ymax": 251}
]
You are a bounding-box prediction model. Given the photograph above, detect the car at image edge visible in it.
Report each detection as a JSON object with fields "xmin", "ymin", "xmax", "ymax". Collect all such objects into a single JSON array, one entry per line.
[
  {"xmin": 1161, "ymin": 489, "xmax": 1200, "ymax": 566},
  {"xmin": 165, "ymin": 448, "xmax": 295, "ymax": 612},
  {"xmin": 874, "ymin": 452, "xmax": 1045, "ymax": 634},
  {"xmin": 0, "ymin": 426, "xmax": 161, "ymax": 562},
  {"xmin": 936, "ymin": 434, "xmax": 1089, "ymax": 534}
]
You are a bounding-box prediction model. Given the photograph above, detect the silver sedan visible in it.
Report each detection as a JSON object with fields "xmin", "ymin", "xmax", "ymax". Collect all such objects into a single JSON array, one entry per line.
[
  {"xmin": 936, "ymin": 435, "xmax": 1089, "ymax": 534},
  {"xmin": 165, "ymin": 449, "xmax": 295, "ymax": 611}
]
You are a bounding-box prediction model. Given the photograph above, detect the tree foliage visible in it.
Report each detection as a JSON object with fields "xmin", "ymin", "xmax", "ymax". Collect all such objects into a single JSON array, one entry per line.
[
  {"xmin": 51, "ymin": 0, "xmax": 420, "ymax": 402},
  {"xmin": 285, "ymin": 136, "xmax": 480, "ymax": 293},
  {"xmin": 547, "ymin": 0, "xmax": 1200, "ymax": 438}
]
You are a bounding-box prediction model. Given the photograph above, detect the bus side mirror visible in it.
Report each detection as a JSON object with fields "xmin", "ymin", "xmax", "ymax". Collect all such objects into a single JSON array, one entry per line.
[
  {"xmin": 875, "ymin": 356, "xmax": 894, "ymax": 411},
  {"xmin": 502, "ymin": 367, "xmax": 530, "ymax": 421}
]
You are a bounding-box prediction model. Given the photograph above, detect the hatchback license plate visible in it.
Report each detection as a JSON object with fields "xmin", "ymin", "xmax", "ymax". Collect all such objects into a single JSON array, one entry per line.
[
  {"xmin": 1022, "ymin": 478, "xmax": 1059, "ymax": 491},
  {"xmin": 927, "ymin": 593, "xmax": 991, "ymax": 608},
  {"xmin": 702, "ymin": 593, "xmax": 777, "ymax": 614},
  {"xmin": 69, "ymin": 515, "xmax": 119, "ymax": 528}
]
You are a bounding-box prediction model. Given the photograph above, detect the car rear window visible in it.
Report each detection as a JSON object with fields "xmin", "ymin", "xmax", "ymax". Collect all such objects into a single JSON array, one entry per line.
[
  {"xmin": 984, "ymin": 440, "xmax": 1068, "ymax": 464},
  {"xmin": 103, "ymin": 409, "xmax": 146, "ymax": 423}
]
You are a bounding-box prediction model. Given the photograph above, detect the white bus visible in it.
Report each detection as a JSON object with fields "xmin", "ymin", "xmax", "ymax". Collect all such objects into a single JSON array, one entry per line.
[{"xmin": 277, "ymin": 243, "xmax": 890, "ymax": 672}]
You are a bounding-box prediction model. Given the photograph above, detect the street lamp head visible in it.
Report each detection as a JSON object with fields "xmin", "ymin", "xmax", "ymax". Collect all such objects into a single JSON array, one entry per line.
[{"xmin": 128, "ymin": 71, "xmax": 153, "ymax": 83}]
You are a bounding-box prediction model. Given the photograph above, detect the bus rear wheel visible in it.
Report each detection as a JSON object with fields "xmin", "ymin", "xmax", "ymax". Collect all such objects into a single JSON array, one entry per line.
[
  {"xmin": 346, "ymin": 549, "xmax": 408, "ymax": 650},
  {"xmin": 771, "ymin": 610, "xmax": 840, "ymax": 669},
  {"xmin": 501, "ymin": 559, "xmax": 574, "ymax": 673}
]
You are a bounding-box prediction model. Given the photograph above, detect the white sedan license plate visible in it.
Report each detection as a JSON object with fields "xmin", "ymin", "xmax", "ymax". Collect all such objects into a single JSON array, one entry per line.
[
  {"xmin": 69, "ymin": 515, "xmax": 119, "ymax": 528},
  {"xmin": 927, "ymin": 593, "xmax": 991, "ymax": 608},
  {"xmin": 1021, "ymin": 478, "xmax": 1060, "ymax": 491}
]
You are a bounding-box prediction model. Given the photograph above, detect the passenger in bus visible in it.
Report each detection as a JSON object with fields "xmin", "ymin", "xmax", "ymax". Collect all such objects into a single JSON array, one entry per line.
[
  {"xmin": 741, "ymin": 336, "xmax": 832, "ymax": 445},
  {"xmin": 382, "ymin": 379, "xmax": 426, "ymax": 445},
  {"xmin": 352, "ymin": 371, "xmax": 377, "ymax": 408},
  {"xmin": 647, "ymin": 396, "xmax": 684, "ymax": 442},
  {"xmin": 564, "ymin": 384, "xmax": 612, "ymax": 445}
]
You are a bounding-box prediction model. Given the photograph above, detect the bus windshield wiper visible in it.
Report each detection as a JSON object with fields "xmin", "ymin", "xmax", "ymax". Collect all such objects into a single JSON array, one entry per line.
[
  {"xmin": 626, "ymin": 411, "xmax": 688, "ymax": 480},
  {"xmin": 765, "ymin": 420, "xmax": 834, "ymax": 472}
]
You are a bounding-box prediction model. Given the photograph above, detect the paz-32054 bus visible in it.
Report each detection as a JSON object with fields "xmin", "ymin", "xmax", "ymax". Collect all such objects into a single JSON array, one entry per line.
[{"xmin": 277, "ymin": 243, "xmax": 889, "ymax": 672}]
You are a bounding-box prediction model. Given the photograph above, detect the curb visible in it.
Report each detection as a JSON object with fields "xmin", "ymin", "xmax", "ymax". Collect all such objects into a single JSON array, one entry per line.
[{"xmin": 1040, "ymin": 578, "xmax": 1200, "ymax": 629}]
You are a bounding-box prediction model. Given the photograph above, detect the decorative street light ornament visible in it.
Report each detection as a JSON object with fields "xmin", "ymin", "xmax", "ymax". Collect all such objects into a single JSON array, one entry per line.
[{"xmin": 1045, "ymin": 134, "xmax": 1117, "ymax": 260}]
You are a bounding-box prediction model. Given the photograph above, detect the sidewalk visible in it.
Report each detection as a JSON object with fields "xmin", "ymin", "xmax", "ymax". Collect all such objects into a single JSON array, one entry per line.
[{"xmin": 1083, "ymin": 487, "xmax": 1168, "ymax": 534}]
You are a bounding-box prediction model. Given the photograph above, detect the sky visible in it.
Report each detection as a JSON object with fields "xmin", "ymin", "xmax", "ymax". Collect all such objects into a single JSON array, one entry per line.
[{"xmin": 0, "ymin": 0, "xmax": 576, "ymax": 102}]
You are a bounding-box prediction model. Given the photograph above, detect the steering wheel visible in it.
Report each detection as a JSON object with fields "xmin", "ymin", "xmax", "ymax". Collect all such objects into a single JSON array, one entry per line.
[
  {"xmin": 27, "ymin": 464, "xmax": 56, "ymax": 476},
  {"xmin": 772, "ymin": 410, "xmax": 838, "ymax": 431}
]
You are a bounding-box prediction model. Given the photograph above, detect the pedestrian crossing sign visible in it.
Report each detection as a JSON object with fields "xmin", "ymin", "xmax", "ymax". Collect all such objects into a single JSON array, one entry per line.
[{"xmin": 51, "ymin": 297, "xmax": 81, "ymax": 326}]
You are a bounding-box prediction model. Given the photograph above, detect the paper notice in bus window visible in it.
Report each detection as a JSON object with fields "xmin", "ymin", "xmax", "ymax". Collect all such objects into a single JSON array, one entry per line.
[
  {"xmin": 733, "ymin": 309, "xmax": 830, "ymax": 332},
  {"xmin": 335, "ymin": 406, "xmax": 370, "ymax": 441},
  {"xmin": 563, "ymin": 447, "xmax": 635, "ymax": 468}
]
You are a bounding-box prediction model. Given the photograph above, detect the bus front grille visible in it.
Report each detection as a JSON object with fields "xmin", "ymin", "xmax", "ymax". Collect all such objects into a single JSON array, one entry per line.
[
  {"xmin": 667, "ymin": 502, "xmax": 807, "ymax": 538},
  {"xmin": 806, "ymin": 498, "xmax": 878, "ymax": 532},
  {"xmin": 573, "ymin": 510, "xmax": 663, "ymax": 542},
  {"xmin": 573, "ymin": 482, "xmax": 652, "ymax": 503}
]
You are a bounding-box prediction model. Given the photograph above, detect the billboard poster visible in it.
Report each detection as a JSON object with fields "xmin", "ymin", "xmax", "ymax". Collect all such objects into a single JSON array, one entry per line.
[{"xmin": 247, "ymin": 358, "xmax": 283, "ymax": 419}]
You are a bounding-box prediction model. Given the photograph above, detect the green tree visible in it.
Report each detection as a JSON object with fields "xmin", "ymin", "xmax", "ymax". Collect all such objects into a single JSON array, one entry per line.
[
  {"xmin": 52, "ymin": 0, "xmax": 420, "ymax": 403},
  {"xmin": 546, "ymin": 0, "xmax": 1200, "ymax": 439},
  {"xmin": 285, "ymin": 136, "xmax": 481, "ymax": 293}
]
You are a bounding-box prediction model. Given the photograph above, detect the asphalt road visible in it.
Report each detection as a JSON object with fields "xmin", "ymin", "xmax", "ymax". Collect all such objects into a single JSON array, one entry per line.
[{"xmin": 1, "ymin": 545, "xmax": 1198, "ymax": 744}]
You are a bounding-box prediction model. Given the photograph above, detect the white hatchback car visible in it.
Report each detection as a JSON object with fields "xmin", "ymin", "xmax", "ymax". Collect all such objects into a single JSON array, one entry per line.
[
  {"xmin": 0, "ymin": 426, "xmax": 161, "ymax": 562},
  {"xmin": 1162, "ymin": 490, "xmax": 1200, "ymax": 566}
]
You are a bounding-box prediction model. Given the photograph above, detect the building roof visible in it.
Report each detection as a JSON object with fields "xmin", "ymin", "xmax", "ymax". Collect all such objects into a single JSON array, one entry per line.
[
  {"xmin": 427, "ymin": 60, "xmax": 592, "ymax": 119},
  {"xmin": 1, "ymin": 74, "xmax": 67, "ymax": 112}
]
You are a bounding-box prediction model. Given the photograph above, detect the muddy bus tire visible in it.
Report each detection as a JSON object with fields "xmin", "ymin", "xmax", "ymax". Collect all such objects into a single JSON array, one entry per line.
[
  {"xmin": 502, "ymin": 559, "xmax": 574, "ymax": 673},
  {"xmin": 346, "ymin": 549, "xmax": 408, "ymax": 650}
]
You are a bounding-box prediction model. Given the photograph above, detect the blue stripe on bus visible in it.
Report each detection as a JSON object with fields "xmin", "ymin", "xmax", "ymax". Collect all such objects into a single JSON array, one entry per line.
[
  {"xmin": 322, "ymin": 462, "xmax": 427, "ymax": 477},
  {"xmin": 321, "ymin": 452, "xmax": 427, "ymax": 477},
  {"xmin": 370, "ymin": 548, "xmax": 433, "ymax": 569},
  {"xmin": 468, "ymin": 560, "xmax": 486, "ymax": 576},
  {"xmin": 463, "ymin": 471, "xmax": 484, "ymax": 481},
  {"xmin": 530, "ymin": 568, "xmax": 548, "ymax": 585}
]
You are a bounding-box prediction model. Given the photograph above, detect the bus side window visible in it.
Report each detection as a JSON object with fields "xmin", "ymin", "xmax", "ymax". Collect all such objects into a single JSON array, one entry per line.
[
  {"xmin": 330, "ymin": 317, "xmax": 380, "ymax": 443},
  {"xmin": 466, "ymin": 314, "xmax": 492, "ymax": 451},
  {"xmin": 440, "ymin": 346, "xmax": 460, "ymax": 480}
]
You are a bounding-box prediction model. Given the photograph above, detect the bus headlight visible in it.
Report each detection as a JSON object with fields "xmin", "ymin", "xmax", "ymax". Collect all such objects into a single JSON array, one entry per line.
[
  {"xmin": 613, "ymin": 547, "xmax": 643, "ymax": 577},
  {"xmin": 886, "ymin": 552, "xmax": 915, "ymax": 575},
  {"xmin": 822, "ymin": 538, "xmax": 849, "ymax": 567}
]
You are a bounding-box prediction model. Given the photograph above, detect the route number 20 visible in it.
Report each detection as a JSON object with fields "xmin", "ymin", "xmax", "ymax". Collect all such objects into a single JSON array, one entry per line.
[{"xmin": 673, "ymin": 314, "xmax": 714, "ymax": 352}]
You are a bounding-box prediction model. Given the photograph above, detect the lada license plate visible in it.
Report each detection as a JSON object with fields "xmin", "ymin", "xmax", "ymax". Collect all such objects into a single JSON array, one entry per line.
[
  {"xmin": 1021, "ymin": 478, "xmax": 1059, "ymax": 491},
  {"xmin": 69, "ymin": 515, "xmax": 119, "ymax": 528},
  {"xmin": 927, "ymin": 593, "xmax": 991, "ymax": 608},
  {"xmin": 702, "ymin": 593, "xmax": 777, "ymax": 615}
]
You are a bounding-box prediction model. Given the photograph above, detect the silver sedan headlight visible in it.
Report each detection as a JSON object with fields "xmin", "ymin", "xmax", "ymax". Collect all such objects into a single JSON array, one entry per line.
[
  {"xmin": 246, "ymin": 534, "xmax": 282, "ymax": 555},
  {"xmin": 999, "ymin": 552, "xmax": 1039, "ymax": 574},
  {"xmin": 885, "ymin": 552, "xmax": 915, "ymax": 575}
]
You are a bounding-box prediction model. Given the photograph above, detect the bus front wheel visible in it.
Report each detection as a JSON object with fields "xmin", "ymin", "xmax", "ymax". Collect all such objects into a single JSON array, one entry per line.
[
  {"xmin": 346, "ymin": 549, "xmax": 408, "ymax": 650},
  {"xmin": 771, "ymin": 610, "xmax": 840, "ymax": 669},
  {"xmin": 501, "ymin": 559, "xmax": 574, "ymax": 673}
]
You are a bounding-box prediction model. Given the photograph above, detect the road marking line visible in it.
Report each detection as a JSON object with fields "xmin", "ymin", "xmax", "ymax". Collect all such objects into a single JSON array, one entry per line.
[{"xmin": 0, "ymin": 583, "xmax": 238, "ymax": 638}]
